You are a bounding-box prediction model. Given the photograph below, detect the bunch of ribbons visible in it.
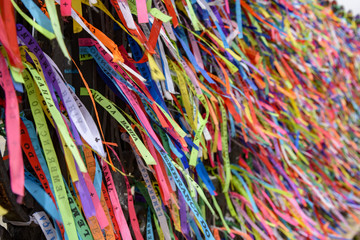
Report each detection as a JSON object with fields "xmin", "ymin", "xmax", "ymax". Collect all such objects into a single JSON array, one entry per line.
[{"xmin": 0, "ymin": 0, "xmax": 360, "ymax": 239}]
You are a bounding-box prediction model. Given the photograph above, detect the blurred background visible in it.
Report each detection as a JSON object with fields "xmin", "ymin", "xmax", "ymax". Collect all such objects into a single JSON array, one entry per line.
[{"xmin": 338, "ymin": 0, "xmax": 360, "ymax": 14}]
